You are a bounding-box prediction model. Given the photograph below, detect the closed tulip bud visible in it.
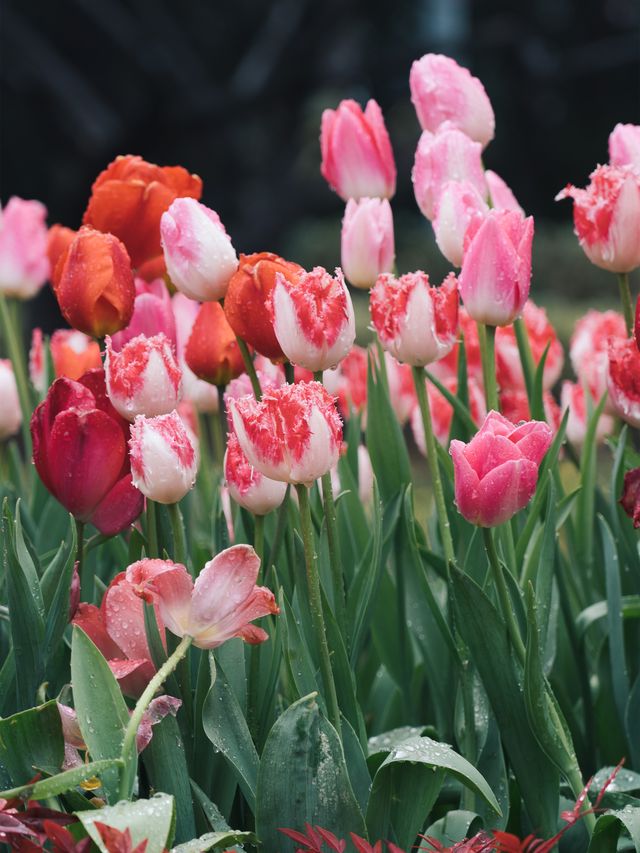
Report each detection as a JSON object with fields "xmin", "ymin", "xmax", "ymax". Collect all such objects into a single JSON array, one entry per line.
[
  {"xmin": 0, "ymin": 360, "xmax": 21, "ymax": 441},
  {"xmin": 0, "ymin": 197, "xmax": 50, "ymax": 299},
  {"xmin": 110, "ymin": 278, "xmax": 177, "ymax": 352},
  {"xmin": 224, "ymin": 432, "xmax": 287, "ymax": 515},
  {"xmin": 570, "ymin": 309, "xmax": 626, "ymax": 401},
  {"xmin": 607, "ymin": 337, "xmax": 640, "ymax": 427},
  {"xmin": 53, "ymin": 227, "xmax": 135, "ymax": 338},
  {"xmin": 228, "ymin": 381, "xmax": 342, "ymax": 485},
  {"xmin": 320, "ymin": 99, "xmax": 396, "ymax": 201},
  {"xmin": 450, "ymin": 411, "xmax": 553, "ymax": 527},
  {"xmin": 51, "ymin": 329, "xmax": 102, "ymax": 381},
  {"xmin": 495, "ymin": 300, "xmax": 564, "ymax": 393},
  {"xmin": 47, "ymin": 224, "xmax": 76, "ymax": 280},
  {"xmin": 459, "ymin": 210, "xmax": 533, "ymax": 326},
  {"xmin": 561, "ymin": 381, "xmax": 614, "ymax": 447},
  {"xmin": 620, "ymin": 467, "xmax": 640, "ymax": 528},
  {"xmin": 161, "ymin": 198, "xmax": 238, "ymax": 301},
  {"xmin": 433, "ymin": 180, "xmax": 488, "ymax": 267},
  {"xmin": 185, "ymin": 301, "xmax": 245, "ymax": 385},
  {"xmin": 341, "ymin": 198, "xmax": 395, "ymax": 289},
  {"xmin": 224, "ymin": 252, "xmax": 304, "ymax": 361},
  {"xmin": 412, "ymin": 128, "xmax": 487, "ymax": 221},
  {"xmin": 485, "ymin": 170, "xmax": 524, "ymax": 214},
  {"xmin": 556, "ymin": 165, "xmax": 640, "ymax": 273},
  {"xmin": 105, "ymin": 334, "xmax": 182, "ymax": 421},
  {"xmin": 129, "ymin": 410, "xmax": 199, "ymax": 503},
  {"xmin": 370, "ymin": 271, "xmax": 459, "ymax": 367},
  {"xmin": 609, "ymin": 123, "xmax": 640, "ymax": 172},
  {"xmin": 409, "ymin": 53, "xmax": 495, "ymax": 148},
  {"xmin": 267, "ymin": 266, "xmax": 355, "ymax": 371}
]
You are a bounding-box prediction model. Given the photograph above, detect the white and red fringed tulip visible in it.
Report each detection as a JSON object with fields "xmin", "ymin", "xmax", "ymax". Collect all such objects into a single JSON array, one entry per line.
[
  {"xmin": 224, "ymin": 432, "xmax": 287, "ymax": 516},
  {"xmin": 161, "ymin": 198, "xmax": 238, "ymax": 301},
  {"xmin": 561, "ymin": 381, "xmax": 614, "ymax": 447},
  {"xmin": 556, "ymin": 165, "xmax": 640, "ymax": 273},
  {"xmin": 341, "ymin": 198, "xmax": 395, "ymax": 289},
  {"xmin": 126, "ymin": 545, "xmax": 279, "ymax": 648},
  {"xmin": 110, "ymin": 278, "xmax": 177, "ymax": 352},
  {"xmin": 495, "ymin": 300, "xmax": 564, "ymax": 393},
  {"xmin": 0, "ymin": 197, "xmax": 50, "ymax": 299},
  {"xmin": 228, "ymin": 381, "xmax": 342, "ymax": 486},
  {"xmin": 409, "ymin": 53, "xmax": 495, "ymax": 148},
  {"xmin": 320, "ymin": 99, "xmax": 396, "ymax": 200},
  {"xmin": 0, "ymin": 360, "xmax": 21, "ymax": 441},
  {"xmin": 129, "ymin": 410, "xmax": 199, "ymax": 503},
  {"xmin": 267, "ymin": 266, "xmax": 356, "ymax": 372},
  {"xmin": 607, "ymin": 337, "xmax": 640, "ymax": 427},
  {"xmin": 459, "ymin": 209, "xmax": 534, "ymax": 326},
  {"xmin": 433, "ymin": 180, "xmax": 488, "ymax": 266},
  {"xmin": 105, "ymin": 333, "xmax": 182, "ymax": 421},
  {"xmin": 485, "ymin": 170, "xmax": 524, "ymax": 214},
  {"xmin": 412, "ymin": 128, "xmax": 487, "ymax": 220},
  {"xmin": 609, "ymin": 124, "xmax": 640, "ymax": 172},
  {"xmin": 369, "ymin": 271, "xmax": 459, "ymax": 367},
  {"xmin": 570, "ymin": 309, "xmax": 626, "ymax": 400}
]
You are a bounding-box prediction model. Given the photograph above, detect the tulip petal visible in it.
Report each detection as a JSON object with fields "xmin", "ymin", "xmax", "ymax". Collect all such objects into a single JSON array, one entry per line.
[
  {"xmin": 450, "ymin": 439, "xmax": 481, "ymax": 524},
  {"xmin": 127, "ymin": 559, "xmax": 194, "ymax": 639},
  {"xmin": 189, "ymin": 544, "xmax": 261, "ymax": 635},
  {"xmin": 476, "ymin": 457, "xmax": 539, "ymax": 527},
  {"xmin": 90, "ymin": 473, "xmax": 144, "ymax": 536},
  {"xmin": 202, "ymin": 586, "xmax": 279, "ymax": 647},
  {"xmin": 103, "ymin": 573, "xmax": 160, "ymax": 664},
  {"xmin": 73, "ymin": 603, "xmax": 124, "ymax": 661},
  {"xmin": 109, "ymin": 658, "xmax": 156, "ymax": 699}
]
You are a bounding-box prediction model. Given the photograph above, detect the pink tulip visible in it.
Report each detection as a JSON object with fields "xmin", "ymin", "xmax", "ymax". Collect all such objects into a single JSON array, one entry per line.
[
  {"xmin": 172, "ymin": 293, "xmax": 219, "ymax": 413},
  {"xmin": 500, "ymin": 389, "xmax": 561, "ymax": 432},
  {"xmin": 556, "ymin": 165, "xmax": 640, "ymax": 273},
  {"xmin": 228, "ymin": 381, "xmax": 342, "ymax": 485},
  {"xmin": 126, "ymin": 545, "xmax": 279, "ymax": 649},
  {"xmin": 607, "ymin": 337, "xmax": 640, "ymax": 427},
  {"xmin": 110, "ymin": 278, "xmax": 177, "ymax": 352},
  {"xmin": 105, "ymin": 333, "xmax": 182, "ymax": 421},
  {"xmin": 433, "ymin": 180, "xmax": 488, "ymax": 266},
  {"xmin": 320, "ymin": 99, "xmax": 396, "ymax": 201},
  {"xmin": 485, "ymin": 170, "xmax": 524, "ymax": 214},
  {"xmin": 561, "ymin": 381, "xmax": 614, "ymax": 447},
  {"xmin": 0, "ymin": 360, "xmax": 22, "ymax": 441},
  {"xmin": 129, "ymin": 410, "xmax": 199, "ymax": 503},
  {"xmin": 449, "ymin": 410, "xmax": 553, "ymax": 527},
  {"xmin": 609, "ymin": 123, "xmax": 640, "ymax": 172},
  {"xmin": 224, "ymin": 432, "xmax": 287, "ymax": 516},
  {"xmin": 370, "ymin": 271, "xmax": 459, "ymax": 367},
  {"xmin": 570, "ymin": 309, "xmax": 626, "ymax": 401},
  {"xmin": 409, "ymin": 53, "xmax": 495, "ymax": 148},
  {"xmin": 161, "ymin": 198, "xmax": 238, "ymax": 301},
  {"xmin": 384, "ymin": 353, "xmax": 417, "ymax": 425},
  {"xmin": 267, "ymin": 266, "xmax": 356, "ymax": 372},
  {"xmin": 412, "ymin": 128, "xmax": 487, "ymax": 220},
  {"xmin": 459, "ymin": 209, "xmax": 534, "ymax": 326},
  {"xmin": 0, "ymin": 197, "xmax": 50, "ymax": 299},
  {"xmin": 495, "ymin": 300, "xmax": 564, "ymax": 393},
  {"xmin": 341, "ymin": 198, "xmax": 395, "ymax": 289},
  {"xmin": 412, "ymin": 375, "xmax": 485, "ymax": 450},
  {"xmin": 324, "ymin": 346, "xmax": 368, "ymax": 422}
]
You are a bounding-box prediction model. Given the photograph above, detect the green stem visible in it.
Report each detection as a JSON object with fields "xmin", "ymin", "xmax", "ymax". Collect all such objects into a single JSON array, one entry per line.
[
  {"xmin": 119, "ymin": 634, "xmax": 192, "ymax": 798},
  {"xmin": 254, "ymin": 514, "xmax": 265, "ymax": 570},
  {"xmin": 460, "ymin": 668, "xmax": 476, "ymax": 809},
  {"xmin": 75, "ymin": 519, "xmax": 86, "ymax": 594},
  {"xmin": 248, "ymin": 514, "xmax": 265, "ymax": 742},
  {"xmin": 0, "ymin": 295, "xmax": 32, "ymax": 460},
  {"xmin": 168, "ymin": 502, "xmax": 187, "ymax": 566},
  {"xmin": 235, "ymin": 337, "xmax": 262, "ymax": 400},
  {"xmin": 618, "ymin": 272, "xmax": 634, "ymax": 337},
  {"xmin": 513, "ymin": 316, "xmax": 536, "ymax": 402},
  {"xmin": 296, "ymin": 484, "xmax": 341, "ymax": 735},
  {"xmin": 265, "ymin": 485, "xmax": 290, "ymax": 585},
  {"xmin": 284, "ymin": 362, "xmax": 295, "ymax": 384},
  {"xmin": 483, "ymin": 527, "xmax": 525, "ymax": 664},
  {"xmin": 210, "ymin": 406, "xmax": 225, "ymax": 468},
  {"xmin": 412, "ymin": 366, "xmax": 454, "ymax": 567},
  {"xmin": 196, "ymin": 412, "xmax": 214, "ymax": 504},
  {"xmin": 146, "ymin": 500, "xmax": 159, "ymax": 558},
  {"xmin": 478, "ymin": 323, "xmax": 499, "ymax": 412}
]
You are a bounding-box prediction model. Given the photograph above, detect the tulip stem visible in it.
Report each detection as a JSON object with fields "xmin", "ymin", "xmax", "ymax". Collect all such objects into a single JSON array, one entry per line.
[
  {"xmin": 235, "ymin": 336, "xmax": 262, "ymax": 400},
  {"xmin": 168, "ymin": 501, "xmax": 188, "ymax": 566},
  {"xmin": 478, "ymin": 323, "xmax": 499, "ymax": 412},
  {"xmin": 146, "ymin": 499, "xmax": 159, "ymax": 558},
  {"xmin": 412, "ymin": 366, "xmax": 455, "ymax": 568},
  {"xmin": 119, "ymin": 634, "xmax": 193, "ymax": 799},
  {"xmin": 513, "ymin": 316, "xmax": 536, "ymax": 402},
  {"xmin": 296, "ymin": 484, "xmax": 342, "ymax": 736},
  {"xmin": 248, "ymin": 514, "xmax": 264, "ymax": 743},
  {"xmin": 285, "ymin": 362, "xmax": 295, "ymax": 384},
  {"xmin": 265, "ymin": 485, "xmax": 290, "ymax": 584},
  {"xmin": 483, "ymin": 527, "xmax": 525, "ymax": 664},
  {"xmin": 210, "ymin": 401, "xmax": 225, "ymax": 467},
  {"xmin": 0, "ymin": 295, "xmax": 32, "ymax": 461},
  {"xmin": 618, "ymin": 272, "xmax": 634, "ymax": 336},
  {"xmin": 75, "ymin": 519, "xmax": 86, "ymax": 594}
]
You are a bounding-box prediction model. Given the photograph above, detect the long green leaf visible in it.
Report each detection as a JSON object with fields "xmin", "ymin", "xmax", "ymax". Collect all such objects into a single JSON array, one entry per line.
[
  {"xmin": 0, "ymin": 759, "xmax": 124, "ymax": 800},
  {"xmin": 0, "ymin": 700, "xmax": 64, "ymax": 786},
  {"xmin": 599, "ymin": 515, "xmax": 630, "ymax": 731}
]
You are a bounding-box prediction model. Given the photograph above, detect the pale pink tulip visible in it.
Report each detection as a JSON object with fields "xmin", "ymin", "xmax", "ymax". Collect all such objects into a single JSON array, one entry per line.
[
  {"xmin": 0, "ymin": 197, "xmax": 49, "ymax": 299},
  {"xmin": 341, "ymin": 197, "xmax": 395, "ymax": 289},
  {"xmin": 0, "ymin": 360, "xmax": 21, "ymax": 440},
  {"xmin": 485, "ymin": 170, "xmax": 524, "ymax": 214},
  {"xmin": 433, "ymin": 180, "xmax": 488, "ymax": 266},
  {"xmin": 129, "ymin": 410, "xmax": 199, "ymax": 503},
  {"xmin": 224, "ymin": 432, "xmax": 287, "ymax": 516},
  {"xmin": 609, "ymin": 123, "xmax": 640, "ymax": 172},
  {"xmin": 110, "ymin": 278, "xmax": 177, "ymax": 352}
]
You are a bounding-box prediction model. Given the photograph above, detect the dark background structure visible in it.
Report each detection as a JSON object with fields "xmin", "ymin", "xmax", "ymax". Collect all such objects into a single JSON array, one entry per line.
[{"xmin": 1, "ymin": 0, "xmax": 639, "ymax": 331}]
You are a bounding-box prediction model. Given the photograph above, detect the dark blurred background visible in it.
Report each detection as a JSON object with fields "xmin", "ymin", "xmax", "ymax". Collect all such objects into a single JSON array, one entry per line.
[{"xmin": 1, "ymin": 0, "xmax": 639, "ymax": 334}]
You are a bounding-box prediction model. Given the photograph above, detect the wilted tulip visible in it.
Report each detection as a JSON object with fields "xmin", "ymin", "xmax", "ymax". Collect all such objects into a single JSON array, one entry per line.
[
  {"xmin": 224, "ymin": 432, "xmax": 287, "ymax": 516},
  {"xmin": 432, "ymin": 180, "xmax": 488, "ymax": 267},
  {"xmin": 607, "ymin": 337, "xmax": 640, "ymax": 427},
  {"xmin": 495, "ymin": 300, "xmax": 564, "ymax": 393},
  {"xmin": 129, "ymin": 410, "xmax": 199, "ymax": 503},
  {"xmin": 185, "ymin": 302, "xmax": 245, "ymax": 385},
  {"xmin": 341, "ymin": 198, "xmax": 395, "ymax": 289},
  {"xmin": 609, "ymin": 123, "xmax": 640, "ymax": 172},
  {"xmin": 0, "ymin": 197, "xmax": 50, "ymax": 299},
  {"xmin": 0, "ymin": 360, "xmax": 21, "ymax": 441}
]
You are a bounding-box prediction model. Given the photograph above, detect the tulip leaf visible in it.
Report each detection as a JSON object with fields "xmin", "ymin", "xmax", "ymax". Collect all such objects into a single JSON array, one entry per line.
[
  {"xmin": 626, "ymin": 675, "xmax": 640, "ymax": 770},
  {"xmin": 599, "ymin": 515, "xmax": 630, "ymax": 730},
  {"xmin": 530, "ymin": 340, "xmax": 550, "ymax": 422},
  {"xmin": 77, "ymin": 793, "xmax": 176, "ymax": 853},
  {"xmin": 43, "ymin": 518, "xmax": 77, "ymax": 665},
  {"xmin": 575, "ymin": 394, "xmax": 608, "ymax": 575},
  {"xmin": 0, "ymin": 758, "xmax": 124, "ymax": 801},
  {"xmin": 423, "ymin": 810, "xmax": 484, "ymax": 847},
  {"xmin": 170, "ymin": 830, "xmax": 258, "ymax": 853},
  {"xmin": 0, "ymin": 699, "xmax": 64, "ymax": 787},
  {"xmin": 425, "ymin": 368, "xmax": 477, "ymax": 436},
  {"xmin": 576, "ymin": 595, "xmax": 640, "ymax": 636},
  {"xmin": 587, "ymin": 805, "xmax": 640, "ymax": 852}
]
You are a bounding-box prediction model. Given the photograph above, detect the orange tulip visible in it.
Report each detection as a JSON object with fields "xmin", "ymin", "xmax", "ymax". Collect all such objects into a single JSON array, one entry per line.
[{"xmin": 186, "ymin": 302, "xmax": 245, "ymax": 386}]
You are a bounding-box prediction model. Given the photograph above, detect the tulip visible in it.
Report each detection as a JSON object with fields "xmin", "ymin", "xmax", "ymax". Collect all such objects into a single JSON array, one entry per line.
[
  {"xmin": 46, "ymin": 224, "xmax": 76, "ymax": 280},
  {"xmin": 556, "ymin": 165, "xmax": 640, "ymax": 273},
  {"xmin": 609, "ymin": 123, "xmax": 640, "ymax": 172},
  {"xmin": 172, "ymin": 293, "xmax": 219, "ymax": 412},
  {"xmin": 324, "ymin": 345, "xmax": 369, "ymax": 421},
  {"xmin": 411, "ymin": 375, "xmax": 485, "ymax": 450},
  {"xmin": 29, "ymin": 328, "xmax": 46, "ymax": 394},
  {"xmin": 185, "ymin": 301, "xmax": 245, "ymax": 385},
  {"xmin": 485, "ymin": 170, "xmax": 524, "ymax": 213},
  {"xmin": 384, "ymin": 353, "xmax": 417, "ymax": 425},
  {"xmin": 412, "ymin": 128, "xmax": 487, "ymax": 220},
  {"xmin": 224, "ymin": 432, "xmax": 287, "ymax": 515},
  {"xmin": 31, "ymin": 370, "xmax": 144, "ymax": 535},
  {"xmin": 561, "ymin": 381, "xmax": 614, "ymax": 447},
  {"xmin": 409, "ymin": 53, "xmax": 495, "ymax": 148},
  {"xmin": 110, "ymin": 278, "xmax": 177, "ymax": 352},
  {"xmin": 450, "ymin": 410, "xmax": 553, "ymax": 527},
  {"xmin": 52, "ymin": 227, "xmax": 136, "ymax": 338},
  {"xmin": 495, "ymin": 300, "xmax": 564, "ymax": 393},
  {"xmin": 83, "ymin": 154, "xmax": 202, "ymax": 269},
  {"xmin": 607, "ymin": 337, "xmax": 640, "ymax": 427},
  {"xmin": 430, "ymin": 306, "xmax": 484, "ymax": 387},
  {"xmin": 320, "ymin": 99, "xmax": 396, "ymax": 200},
  {"xmin": 228, "ymin": 381, "xmax": 342, "ymax": 485},
  {"xmin": 105, "ymin": 334, "xmax": 182, "ymax": 421},
  {"xmin": 267, "ymin": 266, "xmax": 356, "ymax": 372},
  {"xmin": 126, "ymin": 545, "xmax": 279, "ymax": 648},
  {"xmin": 129, "ymin": 410, "xmax": 199, "ymax": 503},
  {"xmin": 52, "ymin": 330, "xmax": 102, "ymax": 381},
  {"xmin": 620, "ymin": 467, "xmax": 640, "ymax": 528},
  {"xmin": 225, "ymin": 367, "xmax": 282, "ymax": 410},
  {"xmin": 341, "ymin": 198, "xmax": 395, "ymax": 289},
  {"xmin": 224, "ymin": 252, "xmax": 304, "ymax": 361},
  {"xmin": 459, "ymin": 209, "xmax": 534, "ymax": 327},
  {"xmin": 0, "ymin": 360, "xmax": 22, "ymax": 441},
  {"xmin": 161, "ymin": 198, "xmax": 238, "ymax": 301},
  {"xmin": 0, "ymin": 197, "xmax": 50, "ymax": 299},
  {"xmin": 570, "ymin": 309, "xmax": 626, "ymax": 401},
  {"xmin": 500, "ymin": 389, "xmax": 561, "ymax": 432},
  {"xmin": 432, "ymin": 180, "xmax": 489, "ymax": 266},
  {"xmin": 370, "ymin": 271, "xmax": 459, "ymax": 367}
]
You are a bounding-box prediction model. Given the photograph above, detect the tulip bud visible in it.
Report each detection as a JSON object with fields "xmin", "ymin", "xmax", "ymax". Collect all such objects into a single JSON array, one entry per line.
[
  {"xmin": 450, "ymin": 411, "xmax": 553, "ymax": 527},
  {"xmin": 433, "ymin": 180, "xmax": 488, "ymax": 267},
  {"xmin": 320, "ymin": 99, "xmax": 396, "ymax": 201},
  {"xmin": 267, "ymin": 266, "xmax": 355, "ymax": 372},
  {"xmin": 228, "ymin": 381, "xmax": 342, "ymax": 485},
  {"xmin": 341, "ymin": 198, "xmax": 395, "ymax": 289},
  {"xmin": 609, "ymin": 123, "xmax": 640, "ymax": 172},
  {"xmin": 185, "ymin": 302, "xmax": 245, "ymax": 386},
  {"xmin": 459, "ymin": 210, "xmax": 533, "ymax": 327},
  {"xmin": 495, "ymin": 300, "xmax": 564, "ymax": 393},
  {"xmin": 620, "ymin": 467, "xmax": 640, "ymax": 528},
  {"xmin": 224, "ymin": 432, "xmax": 287, "ymax": 515},
  {"xmin": 161, "ymin": 198, "xmax": 238, "ymax": 301},
  {"xmin": 105, "ymin": 334, "xmax": 182, "ymax": 421},
  {"xmin": 409, "ymin": 53, "xmax": 495, "ymax": 148},
  {"xmin": 0, "ymin": 360, "xmax": 22, "ymax": 441},
  {"xmin": 561, "ymin": 381, "xmax": 614, "ymax": 447},
  {"xmin": 556, "ymin": 165, "xmax": 640, "ymax": 273},
  {"xmin": 0, "ymin": 197, "xmax": 50, "ymax": 299},
  {"xmin": 570, "ymin": 309, "xmax": 626, "ymax": 401},
  {"xmin": 370, "ymin": 271, "xmax": 458, "ymax": 367},
  {"xmin": 607, "ymin": 337, "xmax": 640, "ymax": 427},
  {"xmin": 129, "ymin": 410, "xmax": 199, "ymax": 503},
  {"xmin": 485, "ymin": 170, "xmax": 524, "ymax": 214},
  {"xmin": 110, "ymin": 278, "xmax": 177, "ymax": 352},
  {"xmin": 53, "ymin": 227, "xmax": 136, "ymax": 338}
]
